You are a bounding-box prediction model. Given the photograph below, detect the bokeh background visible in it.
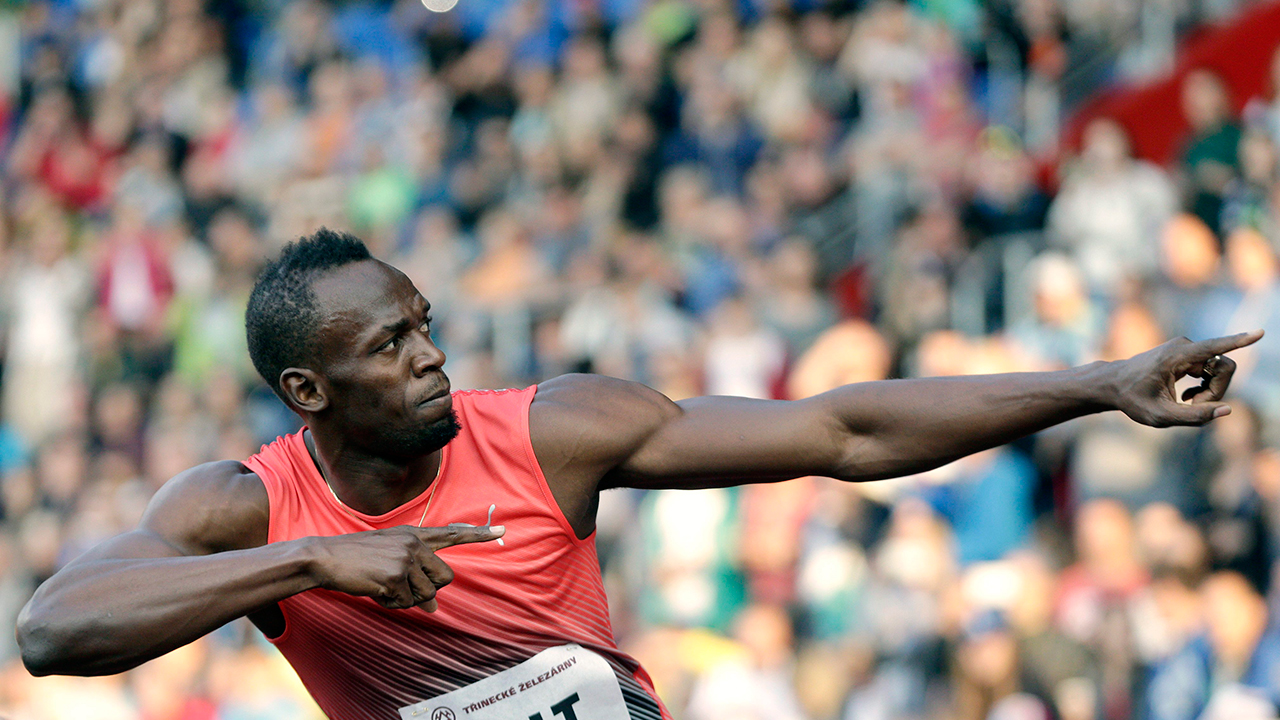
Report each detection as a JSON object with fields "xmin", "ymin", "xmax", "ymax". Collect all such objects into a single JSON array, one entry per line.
[{"xmin": 4, "ymin": 0, "xmax": 1280, "ymax": 718}]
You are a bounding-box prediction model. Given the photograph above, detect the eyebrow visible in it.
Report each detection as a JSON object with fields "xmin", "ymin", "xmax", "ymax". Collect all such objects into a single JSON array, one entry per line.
[
  {"xmin": 380, "ymin": 318, "xmax": 413, "ymax": 335},
  {"xmin": 376, "ymin": 299, "xmax": 431, "ymax": 335}
]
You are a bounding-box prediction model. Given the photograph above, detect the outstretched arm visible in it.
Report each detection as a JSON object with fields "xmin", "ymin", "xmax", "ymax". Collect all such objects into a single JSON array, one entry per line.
[{"xmin": 532, "ymin": 332, "xmax": 1262, "ymax": 518}]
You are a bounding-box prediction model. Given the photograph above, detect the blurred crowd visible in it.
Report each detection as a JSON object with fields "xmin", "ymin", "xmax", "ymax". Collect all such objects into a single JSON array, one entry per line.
[{"xmin": 4, "ymin": 0, "xmax": 1280, "ymax": 718}]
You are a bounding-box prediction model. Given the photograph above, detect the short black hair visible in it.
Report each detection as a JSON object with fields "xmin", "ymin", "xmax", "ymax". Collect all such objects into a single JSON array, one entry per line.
[{"xmin": 246, "ymin": 228, "xmax": 372, "ymax": 398}]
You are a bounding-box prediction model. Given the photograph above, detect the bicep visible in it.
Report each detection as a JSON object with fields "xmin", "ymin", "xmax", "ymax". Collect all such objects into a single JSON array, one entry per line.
[
  {"xmin": 533, "ymin": 375, "xmax": 850, "ymax": 492},
  {"xmin": 58, "ymin": 528, "xmax": 189, "ymax": 570},
  {"xmin": 606, "ymin": 394, "xmax": 848, "ymax": 489},
  {"xmin": 56, "ymin": 461, "xmax": 268, "ymax": 572}
]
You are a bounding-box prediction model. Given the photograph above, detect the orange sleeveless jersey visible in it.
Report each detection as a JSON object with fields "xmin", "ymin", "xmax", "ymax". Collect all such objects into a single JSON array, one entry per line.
[{"xmin": 243, "ymin": 386, "xmax": 671, "ymax": 720}]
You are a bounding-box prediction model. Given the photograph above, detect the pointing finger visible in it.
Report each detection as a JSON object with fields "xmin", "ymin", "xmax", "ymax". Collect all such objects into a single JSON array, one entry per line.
[
  {"xmin": 1193, "ymin": 330, "xmax": 1265, "ymax": 358},
  {"xmin": 416, "ymin": 523, "xmax": 506, "ymax": 551}
]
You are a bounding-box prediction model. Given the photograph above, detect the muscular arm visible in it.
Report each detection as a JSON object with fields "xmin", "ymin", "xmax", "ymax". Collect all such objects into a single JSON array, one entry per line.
[
  {"xmin": 16, "ymin": 460, "xmax": 503, "ymax": 676},
  {"xmin": 15, "ymin": 461, "xmax": 314, "ymax": 676},
  {"xmin": 532, "ymin": 332, "xmax": 1261, "ymax": 534}
]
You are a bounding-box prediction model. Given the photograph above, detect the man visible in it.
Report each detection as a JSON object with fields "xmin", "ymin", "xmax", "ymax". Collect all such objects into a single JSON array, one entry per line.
[
  {"xmin": 16, "ymin": 229, "xmax": 1260, "ymax": 720},
  {"xmin": 1147, "ymin": 572, "xmax": 1280, "ymax": 720}
]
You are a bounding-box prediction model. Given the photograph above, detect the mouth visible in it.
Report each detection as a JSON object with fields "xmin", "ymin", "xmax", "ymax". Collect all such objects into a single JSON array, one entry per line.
[{"xmin": 416, "ymin": 383, "xmax": 452, "ymax": 408}]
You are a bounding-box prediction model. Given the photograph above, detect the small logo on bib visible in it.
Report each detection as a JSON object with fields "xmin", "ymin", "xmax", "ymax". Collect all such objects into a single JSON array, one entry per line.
[{"xmin": 430, "ymin": 709, "xmax": 456, "ymax": 720}]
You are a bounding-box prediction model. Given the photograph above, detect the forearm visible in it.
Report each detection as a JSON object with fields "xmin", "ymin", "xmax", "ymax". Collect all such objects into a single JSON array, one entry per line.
[
  {"xmin": 824, "ymin": 362, "xmax": 1114, "ymax": 481},
  {"xmin": 606, "ymin": 334, "xmax": 1252, "ymax": 490},
  {"xmin": 17, "ymin": 539, "xmax": 319, "ymax": 676}
]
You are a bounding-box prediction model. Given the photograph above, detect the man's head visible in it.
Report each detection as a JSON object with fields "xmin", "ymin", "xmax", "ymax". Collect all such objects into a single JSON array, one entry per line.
[
  {"xmin": 246, "ymin": 228, "xmax": 459, "ymax": 460},
  {"xmin": 1202, "ymin": 571, "xmax": 1268, "ymax": 665},
  {"xmin": 1182, "ymin": 69, "xmax": 1231, "ymax": 133}
]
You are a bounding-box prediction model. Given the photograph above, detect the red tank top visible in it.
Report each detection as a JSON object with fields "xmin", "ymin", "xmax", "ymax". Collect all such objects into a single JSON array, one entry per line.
[{"xmin": 244, "ymin": 386, "xmax": 670, "ymax": 720}]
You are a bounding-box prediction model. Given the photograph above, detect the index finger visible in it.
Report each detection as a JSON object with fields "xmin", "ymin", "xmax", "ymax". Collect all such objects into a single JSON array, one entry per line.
[
  {"xmin": 1194, "ymin": 329, "xmax": 1265, "ymax": 357},
  {"xmin": 415, "ymin": 523, "xmax": 506, "ymax": 551}
]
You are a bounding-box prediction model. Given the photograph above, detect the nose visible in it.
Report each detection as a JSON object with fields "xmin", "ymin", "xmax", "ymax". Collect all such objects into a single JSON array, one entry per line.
[{"xmin": 410, "ymin": 333, "xmax": 446, "ymax": 377}]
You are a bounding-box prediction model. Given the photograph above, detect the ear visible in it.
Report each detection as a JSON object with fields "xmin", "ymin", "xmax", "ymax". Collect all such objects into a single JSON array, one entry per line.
[{"xmin": 280, "ymin": 368, "xmax": 328, "ymax": 413}]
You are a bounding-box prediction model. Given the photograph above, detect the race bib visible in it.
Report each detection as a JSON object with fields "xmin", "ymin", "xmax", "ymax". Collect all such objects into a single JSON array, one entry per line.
[{"xmin": 398, "ymin": 644, "xmax": 630, "ymax": 720}]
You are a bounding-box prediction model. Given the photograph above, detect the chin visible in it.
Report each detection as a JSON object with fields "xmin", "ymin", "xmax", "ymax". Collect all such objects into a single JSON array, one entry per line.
[{"xmin": 389, "ymin": 410, "xmax": 462, "ymax": 458}]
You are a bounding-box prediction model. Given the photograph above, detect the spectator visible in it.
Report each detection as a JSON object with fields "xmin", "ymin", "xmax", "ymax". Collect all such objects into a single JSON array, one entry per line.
[
  {"xmin": 1067, "ymin": 301, "xmax": 1201, "ymax": 511},
  {"xmin": 1056, "ymin": 499, "xmax": 1148, "ymax": 720},
  {"xmin": 787, "ymin": 318, "xmax": 892, "ymax": 400},
  {"xmin": 702, "ymin": 294, "xmax": 786, "ymax": 400},
  {"xmin": 1148, "ymin": 572, "xmax": 1280, "ymax": 720},
  {"xmin": 1217, "ymin": 227, "xmax": 1280, "ymax": 442},
  {"xmin": 1005, "ymin": 555, "xmax": 1096, "ymax": 719},
  {"xmin": 754, "ymin": 238, "xmax": 838, "ymax": 358},
  {"xmin": 1008, "ymin": 252, "xmax": 1102, "ymax": 369},
  {"xmin": 1245, "ymin": 44, "xmax": 1280, "ymax": 154},
  {"xmin": 685, "ymin": 603, "xmax": 807, "ymax": 720},
  {"xmin": 4, "ymin": 1, "xmax": 1280, "ymax": 717},
  {"xmin": 1180, "ymin": 69, "xmax": 1243, "ymax": 239},
  {"xmin": 1154, "ymin": 212, "xmax": 1235, "ymax": 343},
  {"xmin": 0, "ymin": 210, "xmax": 87, "ymax": 446},
  {"xmin": 963, "ymin": 127, "xmax": 1050, "ymax": 240},
  {"xmin": 1202, "ymin": 403, "xmax": 1271, "ymax": 590},
  {"xmin": 845, "ymin": 500, "xmax": 954, "ymax": 720},
  {"xmin": 953, "ymin": 609, "xmax": 1050, "ymax": 720},
  {"xmin": 1131, "ymin": 504, "xmax": 1210, "ymax": 667},
  {"xmin": 1048, "ymin": 118, "xmax": 1177, "ymax": 297},
  {"xmin": 1219, "ymin": 130, "xmax": 1276, "ymax": 237}
]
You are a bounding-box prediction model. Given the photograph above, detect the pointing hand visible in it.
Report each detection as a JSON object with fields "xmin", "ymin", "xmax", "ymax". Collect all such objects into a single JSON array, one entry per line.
[{"xmin": 1109, "ymin": 330, "xmax": 1263, "ymax": 427}]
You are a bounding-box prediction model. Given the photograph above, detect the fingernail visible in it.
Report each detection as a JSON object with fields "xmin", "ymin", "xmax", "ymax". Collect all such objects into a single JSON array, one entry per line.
[
  {"xmin": 491, "ymin": 525, "xmax": 505, "ymax": 534},
  {"xmin": 1214, "ymin": 406, "xmax": 1231, "ymax": 418}
]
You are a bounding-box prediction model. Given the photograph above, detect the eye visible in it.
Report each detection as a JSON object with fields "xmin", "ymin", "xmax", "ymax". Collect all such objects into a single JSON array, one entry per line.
[
  {"xmin": 420, "ymin": 316, "xmax": 433, "ymax": 333},
  {"xmin": 379, "ymin": 336, "xmax": 401, "ymax": 354}
]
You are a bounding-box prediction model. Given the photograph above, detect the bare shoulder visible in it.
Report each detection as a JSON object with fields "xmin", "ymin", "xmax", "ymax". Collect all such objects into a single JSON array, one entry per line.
[
  {"xmin": 141, "ymin": 460, "xmax": 270, "ymax": 555},
  {"xmin": 530, "ymin": 374, "xmax": 681, "ymax": 476},
  {"xmin": 532, "ymin": 374, "xmax": 680, "ymax": 439},
  {"xmin": 533, "ymin": 373, "xmax": 680, "ymax": 416}
]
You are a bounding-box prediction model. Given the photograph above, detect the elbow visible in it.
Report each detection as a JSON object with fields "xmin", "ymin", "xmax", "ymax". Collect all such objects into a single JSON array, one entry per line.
[
  {"xmin": 831, "ymin": 433, "xmax": 889, "ymax": 482},
  {"xmin": 17, "ymin": 609, "xmax": 58, "ymax": 676},
  {"xmin": 17, "ymin": 602, "xmax": 80, "ymax": 677},
  {"xmin": 20, "ymin": 645, "xmax": 59, "ymax": 677},
  {"xmin": 17, "ymin": 597, "xmax": 152, "ymax": 677}
]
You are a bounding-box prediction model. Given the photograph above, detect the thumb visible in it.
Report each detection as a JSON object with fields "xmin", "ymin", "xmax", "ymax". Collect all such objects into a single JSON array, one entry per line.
[{"xmin": 1160, "ymin": 400, "xmax": 1232, "ymax": 426}]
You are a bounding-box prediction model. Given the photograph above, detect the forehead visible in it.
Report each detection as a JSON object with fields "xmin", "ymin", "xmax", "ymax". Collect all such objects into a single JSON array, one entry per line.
[{"xmin": 310, "ymin": 260, "xmax": 422, "ymax": 337}]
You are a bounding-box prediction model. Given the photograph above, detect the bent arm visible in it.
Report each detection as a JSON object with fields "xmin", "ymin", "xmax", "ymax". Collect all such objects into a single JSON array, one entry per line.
[
  {"xmin": 16, "ymin": 461, "xmax": 319, "ymax": 676},
  {"xmin": 18, "ymin": 531, "xmax": 318, "ymax": 676}
]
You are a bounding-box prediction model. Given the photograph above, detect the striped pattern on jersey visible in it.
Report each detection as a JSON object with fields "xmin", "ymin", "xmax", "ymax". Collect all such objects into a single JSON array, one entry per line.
[{"xmin": 245, "ymin": 386, "xmax": 670, "ymax": 720}]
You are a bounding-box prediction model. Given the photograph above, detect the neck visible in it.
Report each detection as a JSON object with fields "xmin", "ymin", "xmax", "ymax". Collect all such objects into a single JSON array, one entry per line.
[{"xmin": 303, "ymin": 426, "xmax": 442, "ymax": 515}]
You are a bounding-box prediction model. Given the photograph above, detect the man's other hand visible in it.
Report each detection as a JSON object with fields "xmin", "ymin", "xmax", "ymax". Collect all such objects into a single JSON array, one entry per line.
[{"xmin": 305, "ymin": 524, "xmax": 504, "ymax": 612}]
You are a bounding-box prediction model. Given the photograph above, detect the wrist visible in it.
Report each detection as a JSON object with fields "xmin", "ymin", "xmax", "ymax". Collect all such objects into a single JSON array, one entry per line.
[
  {"xmin": 1073, "ymin": 360, "xmax": 1121, "ymax": 413},
  {"xmin": 288, "ymin": 536, "xmax": 329, "ymax": 592}
]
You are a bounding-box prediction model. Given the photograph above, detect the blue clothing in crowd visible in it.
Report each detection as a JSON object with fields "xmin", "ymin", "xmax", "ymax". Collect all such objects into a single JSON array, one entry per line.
[{"xmin": 1146, "ymin": 629, "xmax": 1280, "ymax": 720}]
